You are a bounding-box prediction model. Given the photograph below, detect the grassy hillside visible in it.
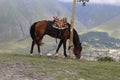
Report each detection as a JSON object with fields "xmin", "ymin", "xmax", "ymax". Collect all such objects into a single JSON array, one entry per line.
[
  {"xmin": 60, "ymin": 3, "xmax": 120, "ymax": 29},
  {"xmin": 81, "ymin": 31, "xmax": 120, "ymax": 49},
  {"xmin": 0, "ymin": 0, "xmax": 85, "ymax": 42},
  {"xmin": 0, "ymin": 35, "xmax": 60, "ymax": 55},
  {"xmin": 59, "ymin": 2, "xmax": 120, "ymax": 39},
  {"xmin": 0, "ymin": 52, "xmax": 120, "ymax": 80},
  {"xmin": 91, "ymin": 15, "xmax": 120, "ymax": 38}
]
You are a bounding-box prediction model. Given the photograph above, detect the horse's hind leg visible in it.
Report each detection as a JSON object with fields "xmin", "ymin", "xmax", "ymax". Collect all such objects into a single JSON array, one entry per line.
[
  {"xmin": 37, "ymin": 36, "xmax": 44, "ymax": 56},
  {"xmin": 37, "ymin": 43, "xmax": 42, "ymax": 56},
  {"xmin": 30, "ymin": 41, "xmax": 35, "ymax": 56}
]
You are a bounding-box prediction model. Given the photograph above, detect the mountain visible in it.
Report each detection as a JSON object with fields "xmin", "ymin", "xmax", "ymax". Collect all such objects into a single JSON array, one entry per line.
[
  {"xmin": 1, "ymin": 0, "xmax": 120, "ymax": 42},
  {"xmin": 81, "ymin": 31, "xmax": 120, "ymax": 49},
  {"xmin": 91, "ymin": 14, "xmax": 120, "ymax": 38},
  {"xmin": 77, "ymin": 4, "xmax": 120, "ymax": 29},
  {"xmin": 0, "ymin": 0, "xmax": 120, "ymax": 53},
  {"xmin": 60, "ymin": 2, "xmax": 120, "ymax": 29},
  {"xmin": 0, "ymin": 0, "xmax": 85, "ymax": 42},
  {"xmin": 59, "ymin": 2, "xmax": 120, "ymax": 38}
]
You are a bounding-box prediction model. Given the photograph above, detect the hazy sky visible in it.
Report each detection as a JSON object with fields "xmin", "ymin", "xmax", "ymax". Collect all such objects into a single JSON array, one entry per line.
[{"xmin": 58, "ymin": 0, "xmax": 120, "ymax": 6}]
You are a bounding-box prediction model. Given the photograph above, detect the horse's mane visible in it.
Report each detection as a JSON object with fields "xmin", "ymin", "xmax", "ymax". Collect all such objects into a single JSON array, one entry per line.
[
  {"xmin": 67, "ymin": 23, "xmax": 81, "ymax": 48},
  {"xmin": 73, "ymin": 29, "xmax": 81, "ymax": 48}
]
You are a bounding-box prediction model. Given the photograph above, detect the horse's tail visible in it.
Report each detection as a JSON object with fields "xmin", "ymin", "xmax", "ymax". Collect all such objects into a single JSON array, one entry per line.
[{"xmin": 30, "ymin": 22, "xmax": 37, "ymax": 40}]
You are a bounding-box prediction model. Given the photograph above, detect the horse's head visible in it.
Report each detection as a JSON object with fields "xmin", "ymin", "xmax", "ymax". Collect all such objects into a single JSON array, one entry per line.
[{"xmin": 73, "ymin": 43, "xmax": 82, "ymax": 59}]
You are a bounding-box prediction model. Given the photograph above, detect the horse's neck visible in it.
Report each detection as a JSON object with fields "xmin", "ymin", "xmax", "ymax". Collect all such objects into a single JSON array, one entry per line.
[
  {"xmin": 73, "ymin": 29, "xmax": 81, "ymax": 48},
  {"xmin": 66, "ymin": 23, "xmax": 80, "ymax": 48}
]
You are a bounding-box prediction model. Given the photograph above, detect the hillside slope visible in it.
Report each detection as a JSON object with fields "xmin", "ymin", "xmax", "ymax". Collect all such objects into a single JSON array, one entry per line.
[
  {"xmin": 81, "ymin": 32, "xmax": 120, "ymax": 49},
  {"xmin": 0, "ymin": 53, "xmax": 120, "ymax": 80},
  {"xmin": 60, "ymin": 2, "xmax": 120, "ymax": 29},
  {"xmin": 91, "ymin": 14, "xmax": 120, "ymax": 38},
  {"xmin": 0, "ymin": 0, "xmax": 85, "ymax": 42}
]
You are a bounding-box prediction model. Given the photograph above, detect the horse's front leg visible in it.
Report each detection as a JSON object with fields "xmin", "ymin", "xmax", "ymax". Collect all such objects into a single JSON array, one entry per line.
[
  {"xmin": 54, "ymin": 40, "xmax": 63, "ymax": 56},
  {"xmin": 56, "ymin": 40, "xmax": 63, "ymax": 53},
  {"xmin": 63, "ymin": 40, "xmax": 67, "ymax": 57}
]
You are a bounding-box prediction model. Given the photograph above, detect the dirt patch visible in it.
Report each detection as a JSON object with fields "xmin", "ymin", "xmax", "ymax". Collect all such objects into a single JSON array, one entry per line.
[{"xmin": 0, "ymin": 62, "xmax": 54, "ymax": 80}]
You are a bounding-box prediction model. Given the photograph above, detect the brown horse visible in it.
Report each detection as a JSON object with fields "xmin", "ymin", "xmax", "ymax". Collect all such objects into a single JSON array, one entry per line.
[{"xmin": 30, "ymin": 20, "xmax": 82, "ymax": 59}]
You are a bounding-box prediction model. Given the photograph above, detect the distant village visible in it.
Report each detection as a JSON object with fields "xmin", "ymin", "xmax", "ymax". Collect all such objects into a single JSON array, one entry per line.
[{"xmin": 82, "ymin": 48, "xmax": 120, "ymax": 62}]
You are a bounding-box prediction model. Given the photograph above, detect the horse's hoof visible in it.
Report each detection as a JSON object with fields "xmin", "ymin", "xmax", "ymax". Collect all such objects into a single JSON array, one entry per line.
[
  {"xmin": 39, "ymin": 53, "xmax": 43, "ymax": 57},
  {"xmin": 30, "ymin": 54, "xmax": 33, "ymax": 57},
  {"xmin": 53, "ymin": 53, "xmax": 59, "ymax": 57}
]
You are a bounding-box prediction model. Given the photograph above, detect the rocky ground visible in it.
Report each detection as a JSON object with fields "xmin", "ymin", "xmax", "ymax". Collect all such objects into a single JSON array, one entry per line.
[
  {"xmin": 0, "ymin": 53, "xmax": 119, "ymax": 80},
  {"xmin": 0, "ymin": 62, "xmax": 53, "ymax": 80}
]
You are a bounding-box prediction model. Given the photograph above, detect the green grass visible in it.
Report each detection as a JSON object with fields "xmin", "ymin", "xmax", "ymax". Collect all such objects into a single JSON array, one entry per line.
[{"xmin": 0, "ymin": 52, "xmax": 120, "ymax": 80}]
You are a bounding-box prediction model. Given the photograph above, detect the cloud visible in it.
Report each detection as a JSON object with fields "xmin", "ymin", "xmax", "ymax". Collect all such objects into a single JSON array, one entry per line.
[
  {"xmin": 58, "ymin": 0, "xmax": 120, "ymax": 6},
  {"xmin": 58, "ymin": 0, "xmax": 72, "ymax": 2},
  {"xmin": 90, "ymin": 0, "xmax": 120, "ymax": 5}
]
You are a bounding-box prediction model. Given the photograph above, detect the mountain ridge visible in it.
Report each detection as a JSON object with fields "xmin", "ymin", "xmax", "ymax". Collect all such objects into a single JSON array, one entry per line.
[
  {"xmin": 91, "ymin": 14, "xmax": 120, "ymax": 38},
  {"xmin": 0, "ymin": 0, "xmax": 84, "ymax": 42},
  {"xmin": 59, "ymin": 2, "xmax": 120, "ymax": 29},
  {"xmin": 0, "ymin": 0, "xmax": 120, "ymax": 42}
]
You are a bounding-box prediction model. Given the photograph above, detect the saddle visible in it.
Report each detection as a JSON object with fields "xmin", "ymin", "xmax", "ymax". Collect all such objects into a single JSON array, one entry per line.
[
  {"xmin": 47, "ymin": 16, "xmax": 69, "ymax": 37},
  {"xmin": 47, "ymin": 21, "xmax": 66, "ymax": 37},
  {"xmin": 52, "ymin": 16, "xmax": 68, "ymax": 29}
]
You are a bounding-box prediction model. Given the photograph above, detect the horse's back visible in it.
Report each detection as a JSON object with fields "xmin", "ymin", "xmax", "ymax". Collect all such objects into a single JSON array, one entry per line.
[
  {"xmin": 35, "ymin": 20, "xmax": 49, "ymax": 35},
  {"xmin": 35, "ymin": 20, "xmax": 48, "ymax": 29}
]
